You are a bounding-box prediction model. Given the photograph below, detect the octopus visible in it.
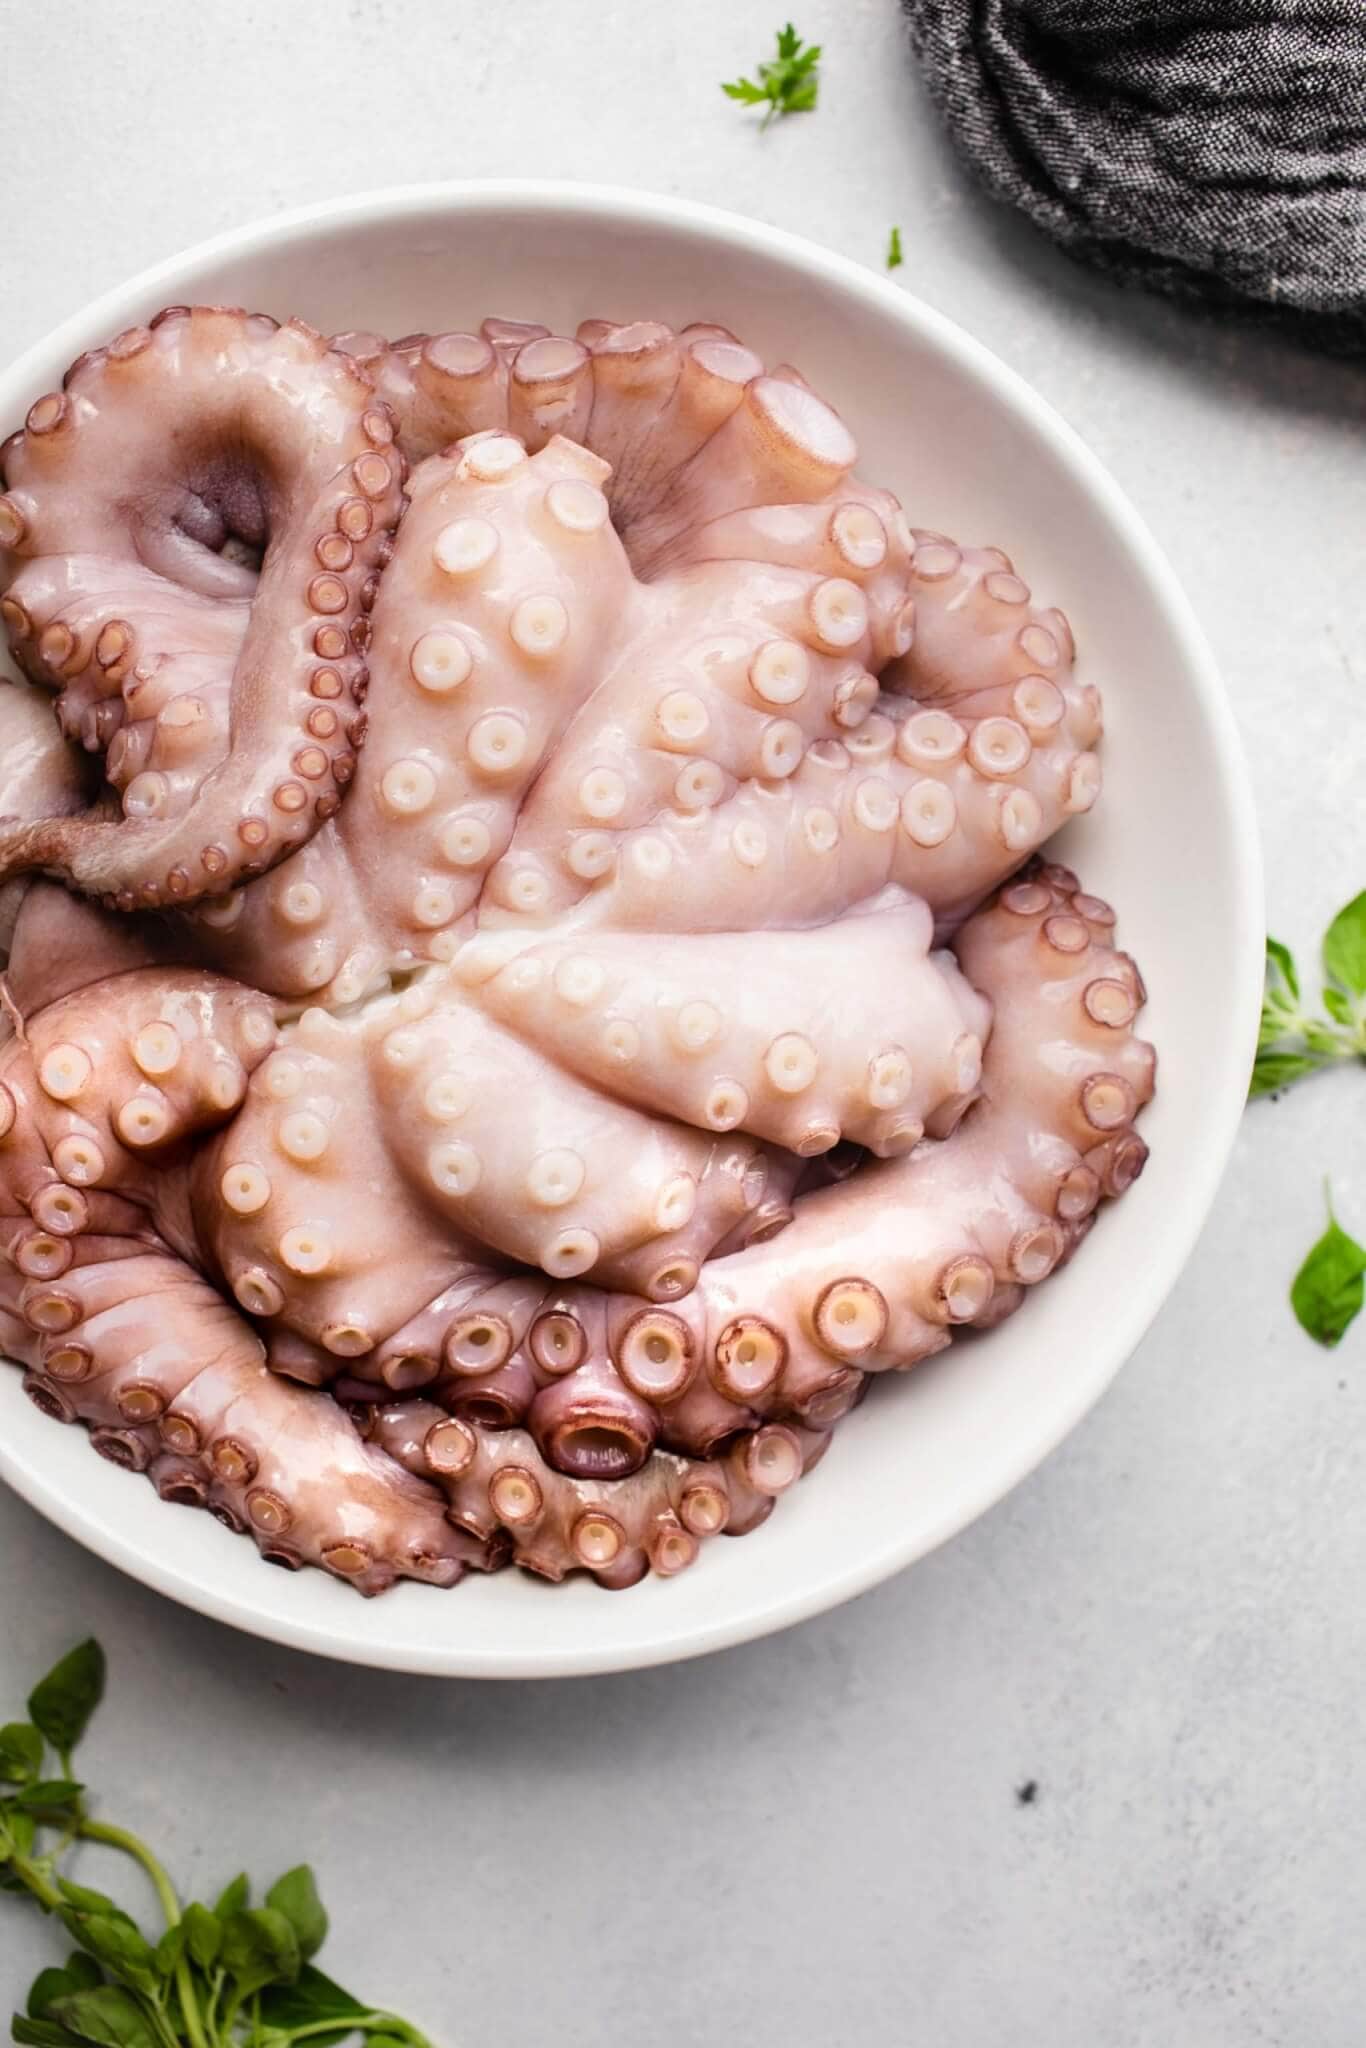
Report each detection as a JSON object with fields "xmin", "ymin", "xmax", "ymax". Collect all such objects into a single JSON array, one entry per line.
[{"xmin": 0, "ymin": 307, "xmax": 1154, "ymax": 1595}]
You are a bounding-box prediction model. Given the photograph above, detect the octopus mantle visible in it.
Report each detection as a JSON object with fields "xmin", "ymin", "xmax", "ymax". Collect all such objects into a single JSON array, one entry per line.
[{"xmin": 0, "ymin": 308, "xmax": 1154, "ymax": 1594}]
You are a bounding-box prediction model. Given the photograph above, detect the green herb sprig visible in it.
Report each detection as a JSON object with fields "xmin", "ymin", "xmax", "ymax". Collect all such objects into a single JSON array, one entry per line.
[
  {"xmin": 1252, "ymin": 890, "xmax": 1366, "ymax": 1098},
  {"xmin": 0, "ymin": 1641, "xmax": 435, "ymax": 2048},
  {"xmin": 886, "ymin": 227, "xmax": 903, "ymax": 271},
  {"xmin": 721, "ymin": 24, "xmax": 822, "ymax": 128}
]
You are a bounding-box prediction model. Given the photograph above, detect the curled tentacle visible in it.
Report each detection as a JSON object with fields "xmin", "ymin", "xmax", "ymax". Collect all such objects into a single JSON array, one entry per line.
[
  {"xmin": 4, "ymin": 1250, "xmax": 474, "ymax": 1592},
  {"xmin": 0, "ymin": 309, "xmax": 403, "ymax": 906},
  {"xmin": 196, "ymin": 1000, "xmax": 479, "ymax": 1362},
  {"xmin": 369, "ymin": 1401, "xmax": 830, "ymax": 1585},
  {"xmin": 464, "ymin": 900, "xmax": 990, "ymax": 1158},
  {"xmin": 691, "ymin": 865, "xmax": 1153, "ymax": 1399},
  {"xmin": 377, "ymin": 970, "xmax": 769, "ymax": 1298}
]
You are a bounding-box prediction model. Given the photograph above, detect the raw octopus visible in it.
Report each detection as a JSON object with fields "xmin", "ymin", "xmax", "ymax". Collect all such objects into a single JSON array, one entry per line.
[{"xmin": 0, "ymin": 307, "xmax": 1153, "ymax": 1595}]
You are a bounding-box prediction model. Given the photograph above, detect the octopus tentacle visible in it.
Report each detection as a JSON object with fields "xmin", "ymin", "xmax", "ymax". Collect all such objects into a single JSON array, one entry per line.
[
  {"xmin": 691, "ymin": 866, "xmax": 1153, "ymax": 1397},
  {"xmin": 6, "ymin": 1249, "xmax": 473, "ymax": 1592},
  {"xmin": 463, "ymin": 899, "xmax": 990, "ymax": 1157},
  {"xmin": 368, "ymin": 1400, "xmax": 830, "ymax": 1586},
  {"xmin": 343, "ymin": 429, "xmax": 634, "ymax": 957},
  {"xmin": 0, "ymin": 309, "xmax": 403, "ymax": 906},
  {"xmin": 197, "ymin": 1000, "xmax": 482, "ymax": 1359},
  {"xmin": 376, "ymin": 974, "xmax": 769, "ymax": 1297}
]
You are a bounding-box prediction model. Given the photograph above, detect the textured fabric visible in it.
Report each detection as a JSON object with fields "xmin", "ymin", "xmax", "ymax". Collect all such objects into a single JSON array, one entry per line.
[{"xmin": 903, "ymin": 1, "xmax": 1366, "ymax": 353}]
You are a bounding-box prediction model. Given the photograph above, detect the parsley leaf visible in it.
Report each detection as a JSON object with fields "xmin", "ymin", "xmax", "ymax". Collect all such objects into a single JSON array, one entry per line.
[
  {"xmin": 1291, "ymin": 1189, "xmax": 1366, "ymax": 1348},
  {"xmin": 722, "ymin": 23, "xmax": 822, "ymax": 128},
  {"xmin": 887, "ymin": 226, "xmax": 904, "ymax": 271}
]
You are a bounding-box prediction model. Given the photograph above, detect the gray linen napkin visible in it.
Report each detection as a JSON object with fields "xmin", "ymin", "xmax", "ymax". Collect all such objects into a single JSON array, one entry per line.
[{"xmin": 903, "ymin": 0, "xmax": 1366, "ymax": 353}]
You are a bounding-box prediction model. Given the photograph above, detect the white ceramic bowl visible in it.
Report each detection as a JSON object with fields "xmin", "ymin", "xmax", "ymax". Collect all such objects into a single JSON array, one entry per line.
[{"xmin": 0, "ymin": 182, "xmax": 1261, "ymax": 1677}]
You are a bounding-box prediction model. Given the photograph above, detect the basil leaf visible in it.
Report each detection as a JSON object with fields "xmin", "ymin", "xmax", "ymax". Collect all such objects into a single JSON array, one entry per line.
[
  {"xmin": 212, "ymin": 1873, "xmax": 249, "ymax": 1918},
  {"xmin": 59, "ymin": 1918, "xmax": 159, "ymax": 2000},
  {"xmin": 12, "ymin": 2019, "xmax": 87, "ymax": 2047},
  {"xmin": 6, "ymin": 1812, "xmax": 35, "ymax": 1855},
  {"xmin": 14, "ymin": 1781, "xmax": 83, "ymax": 1816},
  {"xmin": 27, "ymin": 1976, "xmax": 76, "ymax": 2024},
  {"xmin": 56, "ymin": 1884, "xmax": 122, "ymax": 1919},
  {"xmin": 221, "ymin": 1906, "xmax": 301, "ymax": 1995},
  {"xmin": 257, "ymin": 1963, "xmax": 369, "ymax": 2039},
  {"xmin": 1291, "ymin": 1209, "xmax": 1366, "ymax": 1348},
  {"xmin": 264, "ymin": 1866, "xmax": 327, "ymax": 1961},
  {"xmin": 1249, "ymin": 1051, "xmax": 1322, "ymax": 1099},
  {"xmin": 1322, "ymin": 985, "xmax": 1354, "ymax": 1027},
  {"xmin": 0, "ymin": 1725, "xmax": 44, "ymax": 1785},
  {"xmin": 28, "ymin": 1955, "xmax": 104, "ymax": 2019},
  {"xmin": 181, "ymin": 1903, "xmax": 222, "ymax": 1971},
  {"xmin": 152, "ymin": 1924, "xmax": 185, "ymax": 1976},
  {"xmin": 1323, "ymin": 890, "xmax": 1366, "ymax": 999},
  {"xmin": 45, "ymin": 1988, "xmax": 160, "ymax": 2048},
  {"xmin": 0, "ymin": 1808, "xmax": 36, "ymax": 1888},
  {"xmin": 27, "ymin": 1644, "xmax": 105, "ymax": 1758},
  {"xmin": 1265, "ymin": 936, "xmax": 1299, "ymax": 1001},
  {"xmin": 27, "ymin": 1971, "xmax": 89, "ymax": 2023}
]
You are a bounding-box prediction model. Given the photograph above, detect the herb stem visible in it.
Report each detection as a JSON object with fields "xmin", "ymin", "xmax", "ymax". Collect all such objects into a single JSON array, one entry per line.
[
  {"xmin": 282, "ymin": 2019, "xmax": 432, "ymax": 2046},
  {"xmin": 0, "ymin": 1818, "xmax": 66, "ymax": 1912},
  {"xmin": 76, "ymin": 1819, "xmax": 211, "ymax": 2048}
]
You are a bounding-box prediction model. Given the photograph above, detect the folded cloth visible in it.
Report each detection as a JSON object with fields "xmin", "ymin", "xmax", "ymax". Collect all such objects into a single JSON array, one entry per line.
[{"xmin": 902, "ymin": 0, "xmax": 1366, "ymax": 354}]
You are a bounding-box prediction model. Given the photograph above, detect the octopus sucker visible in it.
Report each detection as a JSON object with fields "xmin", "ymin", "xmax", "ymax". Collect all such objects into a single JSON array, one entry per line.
[{"xmin": 0, "ymin": 304, "xmax": 1155, "ymax": 1593}]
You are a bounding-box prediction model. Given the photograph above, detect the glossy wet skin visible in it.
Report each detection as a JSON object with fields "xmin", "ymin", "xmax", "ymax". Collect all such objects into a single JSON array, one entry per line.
[{"xmin": 0, "ymin": 307, "xmax": 1152, "ymax": 1593}]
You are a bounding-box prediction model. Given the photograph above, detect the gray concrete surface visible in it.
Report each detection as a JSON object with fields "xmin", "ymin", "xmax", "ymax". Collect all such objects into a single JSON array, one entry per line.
[{"xmin": 1, "ymin": 3, "xmax": 1364, "ymax": 2041}]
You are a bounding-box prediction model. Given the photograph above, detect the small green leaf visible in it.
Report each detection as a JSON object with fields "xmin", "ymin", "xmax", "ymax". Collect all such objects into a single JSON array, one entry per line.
[
  {"xmin": 6, "ymin": 1811, "xmax": 36, "ymax": 1856},
  {"xmin": 1323, "ymin": 890, "xmax": 1366, "ymax": 1000},
  {"xmin": 27, "ymin": 1975, "xmax": 77, "ymax": 2023},
  {"xmin": 44, "ymin": 1988, "xmax": 159, "ymax": 2048},
  {"xmin": 56, "ymin": 1883, "xmax": 121, "ymax": 1919},
  {"xmin": 181, "ymin": 1903, "xmax": 222, "ymax": 1971},
  {"xmin": 14, "ymin": 1780, "xmax": 83, "ymax": 1816},
  {"xmin": 152, "ymin": 1924, "xmax": 185, "ymax": 1977},
  {"xmin": 265, "ymin": 1865, "xmax": 327, "ymax": 1961},
  {"xmin": 213, "ymin": 1872, "xmax": 249, "ymax": 1918},
  {"xmin": 1322, "ymin": 985, "xmax": 1354, "ymax": 1027},
  {"xmin": 26, "ymin": 1967, "xmax": 99, "ymax": 2024},
  {"xmin": 257, "ymin": 1964, "xmax": 369, "ymax": 2039},
  {"xmin": 27, "ymin": 1644, "xmax": 105, "ymax": 1758},
  {"xmin": 1248, "ymin": 1051, "xmax": 1323, "ymax": 1098},
  {"xmin": 1265, "ymin": 936, "xmax": 1299, "ymax": 1001},
  {"xmin": 1291, "ymin": 1196, "xmax": 1366, "ymax": 1348},
  {"xmin": 12, "ymin": 2018, "xmax": 86, "ymax": 2047},
  {"xmin": 721, "ymin": 78, "xmax": 767, "ymax": 103},
  {"xmin": 221, "ymin": 1906, "xmax": 302, "ymax": 1996},
  {"xmin": 58, "ymin": 1918, "xmax": 159, "ymax": 2000},
  {"xmin": 0, "ymin": 1726, "xmax": 45, "ymax": 1785},
  {"xmin": 886, "ymin": 226, "xmax": 903, "ymax": 271}
]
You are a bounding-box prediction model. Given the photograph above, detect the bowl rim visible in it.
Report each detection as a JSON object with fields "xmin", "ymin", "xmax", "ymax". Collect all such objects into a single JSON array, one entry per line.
[{"xmin": 0, "ymin": 179, "xmax": 1264, "ymax": 1677}]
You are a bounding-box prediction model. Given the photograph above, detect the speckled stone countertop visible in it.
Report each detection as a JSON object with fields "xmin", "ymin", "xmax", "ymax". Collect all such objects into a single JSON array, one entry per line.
[{"xmin": 1, "ymin": 4, "xmax": 1363, "ymax": 2041}]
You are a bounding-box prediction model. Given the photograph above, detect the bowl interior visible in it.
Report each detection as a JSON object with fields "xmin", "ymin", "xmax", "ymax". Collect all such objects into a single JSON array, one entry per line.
[{"xmin": 0, "ymin": 186, "xmax": 1261, "ymax": 1676}]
